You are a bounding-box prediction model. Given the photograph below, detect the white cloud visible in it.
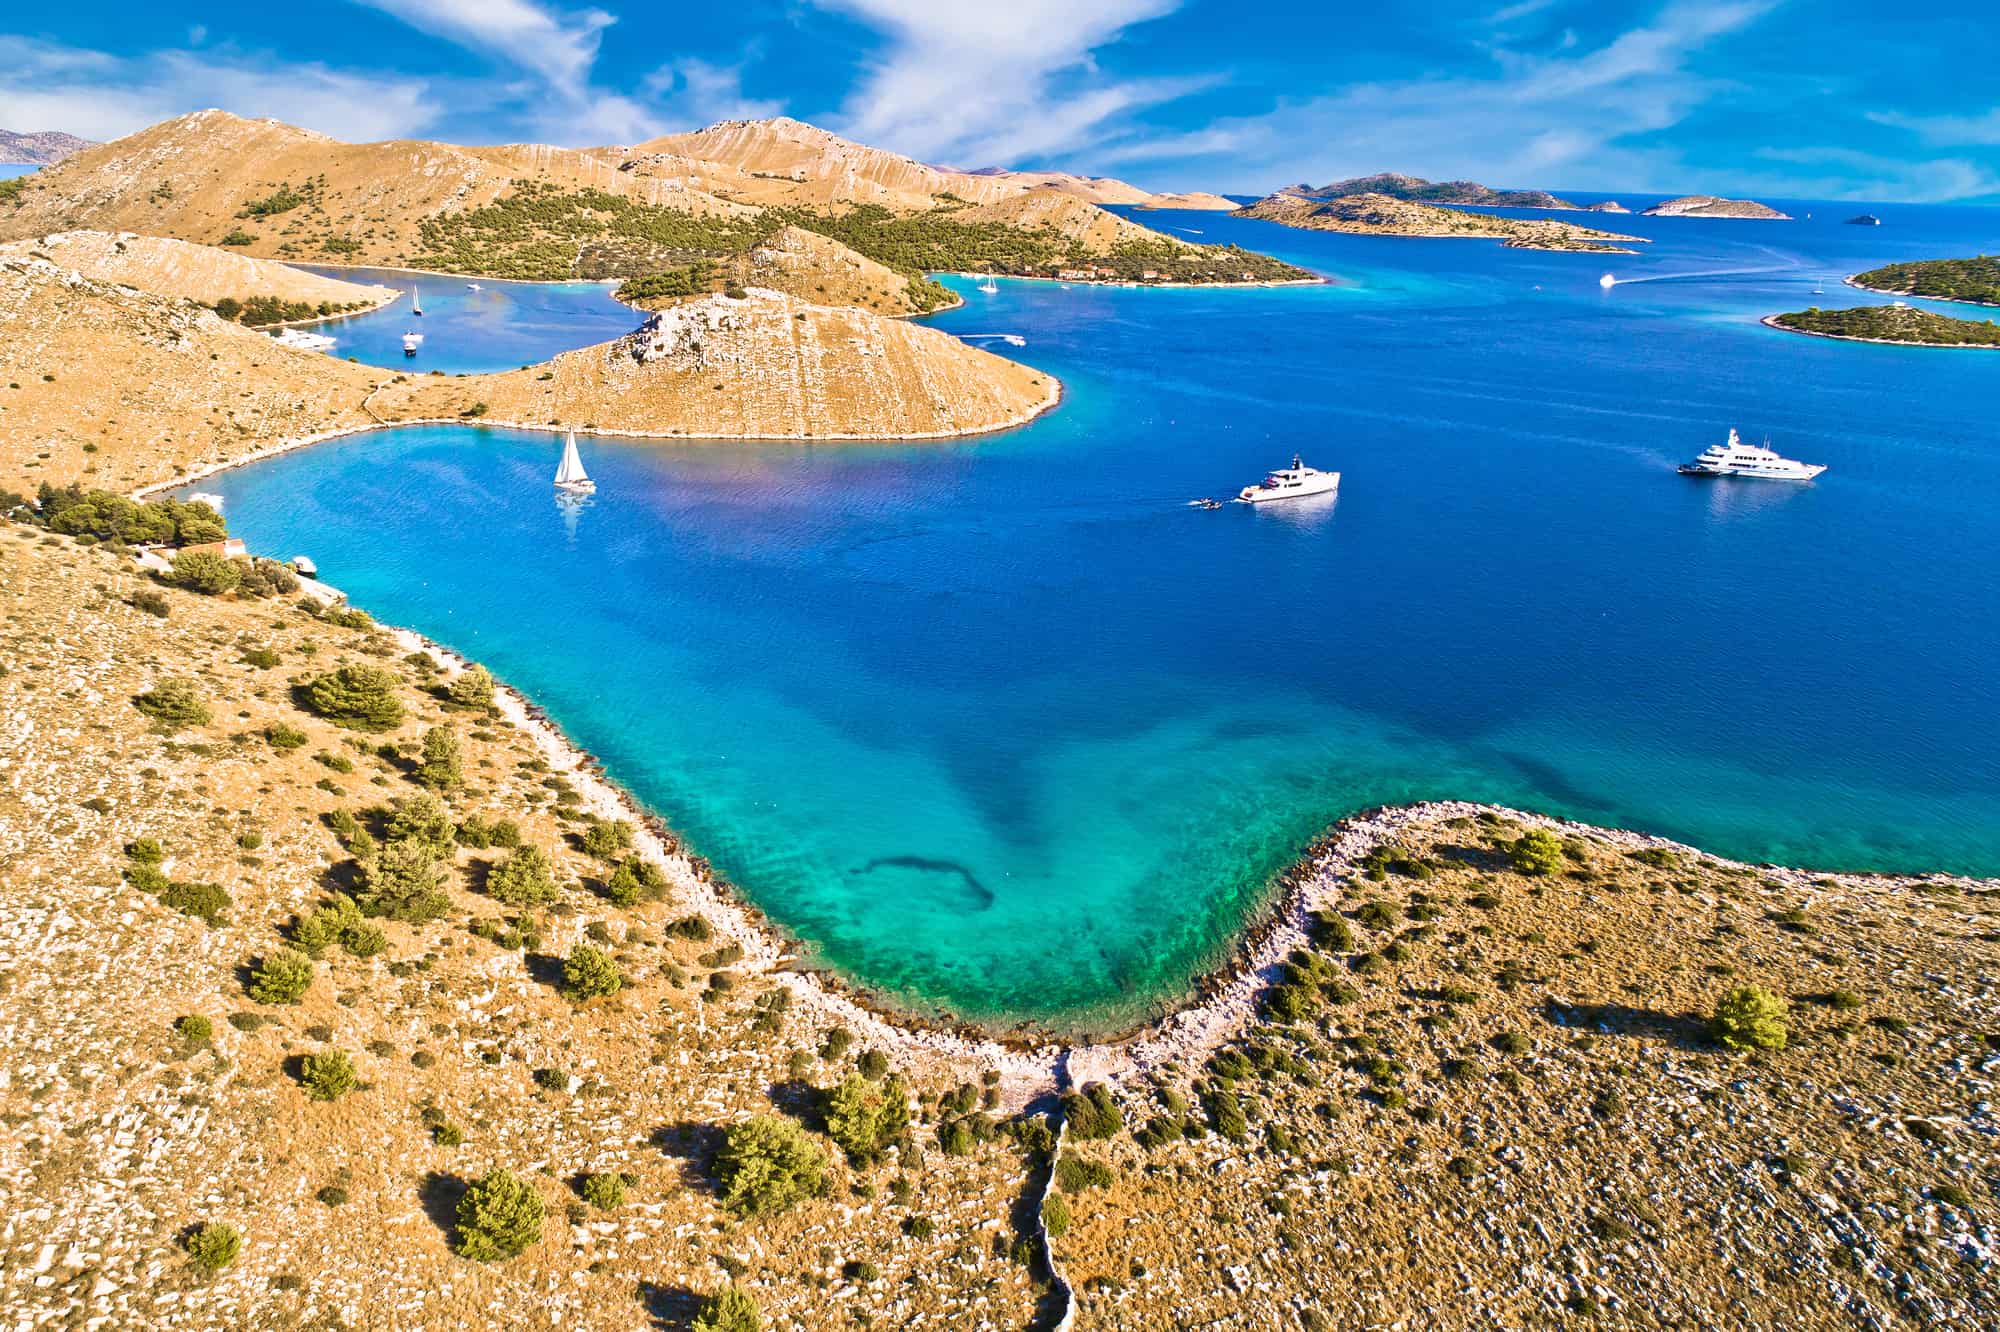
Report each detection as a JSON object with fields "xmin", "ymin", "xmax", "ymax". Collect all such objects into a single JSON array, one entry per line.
[
  {"xmin": 1867, "ymin": 107, "xmax": 2000, "ymax": 148},
  {"xmin": 1749, "ymin": 146, "xmax": 2000, "ymax": 203},
  {"xmin": 0, "ymin": 35, "xmax": 437, "ymax": 143},
  {"xmin": 643, "ymin": 58, "xmax": 786, "ymax": 130},
  {"xmin": 351, "ymin": 0, "xmax": 613, "ymax": 98},
  {"xmin": 809, "ymin": 0, "xmax": 1201, "ymax": 168},
  {"xmin": 1095, "ymin": 0, "xmax": 1779, "ymax": 192}
]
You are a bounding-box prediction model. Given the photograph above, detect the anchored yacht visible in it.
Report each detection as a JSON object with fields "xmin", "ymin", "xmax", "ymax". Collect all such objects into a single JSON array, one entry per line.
[
  {"xmin": 1237, "ymin": 455, "xmax": 1340, "ymax": 503},
  {"xmin": 1677, "ymin": 429, "xmax": 1825, "ymax": 480},
  {"xmin": 402, "ymin": 331, "xmax": 424, "ymax": 356}
]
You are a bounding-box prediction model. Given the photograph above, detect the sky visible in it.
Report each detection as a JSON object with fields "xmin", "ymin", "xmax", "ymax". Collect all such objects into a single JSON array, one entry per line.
[{"xmin": 2, "ymin": 1, "xmax": 1997, "ymax": 203}]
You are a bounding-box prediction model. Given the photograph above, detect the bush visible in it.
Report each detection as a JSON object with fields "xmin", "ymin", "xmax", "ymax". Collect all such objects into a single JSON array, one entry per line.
[
  {"xmin": 247, "ymin": 948, "xmax": 315, "ymax": 1004},
  {"xmin": 299, "ymin": 1050, "xmax": 358, "ymax": 1100},
  {"xmin": 414, "ymin": 726, "xmax": 463, "ymax": 790},
  {"xmin": 386, "ymin": 791, "xmax": 457, "ymax": 854},
  {"xmin": 562, "ymin": 943, "xmax": 621, "ymax": 1001},
  {"xmin": 175, "ymin": 1014, "xmax": 213, "ymax": 1043},
  {"xmin": 580, "ymin": 819, "xmax": 633, "ymax": 861},
  {"xmin": 824, "ymin": 1071, "xmax": 911, "ymax": 1164},
  {"xmin": 1054, "ymin": 1154, "xmax": 1114, "ymax": 1192},
  {"xmin": 264, "ymin": 721, "xmax": 309, "ymax": 750},
  {"xmin": 291, "ymin": 895, "xmax": 361, "ymax": 955},
  {"xmin": 691, "ymin": 1286, "xmax": 761, "ymax": 1332},
  {"xmin": 716, "ymin": 1115, "xmax": 827, "ymax": 1216},
  {"xmin": 1041, "ymin": 1192, "xmax": 1071, "ymax": 1238},
  {"xmin": 169, "ymin": 548, "xmax": 241, "ymax": 595},
  {"xmin": 354, "ymin": 838, "xmax": 450, "ymax": 922},
  {"xmin": 447, "ymin": 665, "xmax": 496, "ymax": 710},
  {"xmin": 488, "ymin": 844, "xmax": 559, "ymax": 907},
  {"xmin": 133, "ymin": 678, "xmax": 211, "ymax": 731},
  {"xmin": 160, "ymin": 879, "xmax": 230, "ymax": 926},
  {"xmin": 127, "ymin": 837, "xmax": 165, "ymax": 865},
  {"xmin": 183, "ymin": 1221, "xmax": 241, "ymax": 1271},
  {"xmin": 1508, "ymin": 829, "xmax": 1565, "ymax": 876},
  {"xmin": 342, "ymin": 920, "xmax": 387, "ymax": 957},
  {"xmin": 132, "ymin": 587, "xmax": 172, "ymax": 617},
  {"xmin": 1061, "ymin": 1084, "xmax": 1123, "ymax": 1140},
  {"xmin": 454, "ymin": 1168, "xmax": 545, "ymax": 1261},
  {"xmin": 580, "ymin": 1172, "xmax": 626, "ymax": 1210},
  {"xmin": 301, "ymin": 665, "xmax": 404, "ymax": 731},
  {"xmin": 1712, "ymin": 985, "xmax": 1789, "ymax": 1051}
]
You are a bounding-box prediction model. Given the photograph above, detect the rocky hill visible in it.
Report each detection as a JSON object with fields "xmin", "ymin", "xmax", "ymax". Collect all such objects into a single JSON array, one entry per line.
[
  {"xmin": 1642, "ymin": 195, "xmax": 1790, "ymax": 219},
  {"xmin": 1234, "ymin": 191, "xmax": 1643, "ymax": 253},
  {"xmin": 0, "ymin": 129, "xmax": 93, "ymax": 165},
  {"xmin": 0, "ymin": 230, "xmax": 395, "ymax": 313},
  {"xmin": 0, "ymin": 257, "xmax": 387, "ymax": 491},
  {"xmin": 1139, "ymin": 191, "xmax": 1239, "ymax": 211},
  {"xmin": 1292, "ymin": 172, "xmax": 1579, "ymax": 209},
  {"xmin": 379, "ymin": 289, "xmax": 1057, "ymax": 440}
]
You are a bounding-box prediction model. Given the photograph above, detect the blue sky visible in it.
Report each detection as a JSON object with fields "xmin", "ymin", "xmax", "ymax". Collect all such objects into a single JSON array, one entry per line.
[{"xmin": 3, "ymin": 1, "xmax": 1997, "ymax": 202}]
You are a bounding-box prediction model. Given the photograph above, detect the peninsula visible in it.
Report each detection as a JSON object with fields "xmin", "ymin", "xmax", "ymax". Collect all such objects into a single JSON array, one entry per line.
[
  {"xmin": 1283, "ymin": 172, "xmax": 1580, "ymax": 209},
  {"xmin": 1849, "ymin": 254, "xmax": 2000, "ymax": 307},
  {"xmin": 1765, "ymin": 302, "xmax": 2000, "ymax": 347},
  {"xmin": 1642, "ymin": 194, "xmax": 1790, "ymax": 219},
  {"xmin": 1233, "ymin": 190, "xmax": 1646, "ymax": 252}
]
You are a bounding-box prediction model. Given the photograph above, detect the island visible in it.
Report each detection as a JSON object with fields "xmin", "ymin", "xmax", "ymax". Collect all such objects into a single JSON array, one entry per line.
[
  {"xmin": 1232, "ymin": 190, "xmax": 1645, "ymax": 253},
  {"xmin": 1278, "ymin": 172, "xmax": 1578, "ymax": 209},
  {"xmin": 0, "ymin": 127, "xmax": 93, "ymax": 165},
  {"xmin": 1764, "ymin": 302, "xmax": 2000, "ymax": 347},
  {"xmin": 1846, "ymin": 213, "xmax": 1883, "ymax": 225},
  {"xmin": 1586, "ymin": 200, "xmax": 1631, "ymax": 213},
  {"xmin": 1642, "ymin": 195, "xmax": 1790, "ymax": 219},
  {"xmin": 1849, "ymin": 254, "xmax": 2000, "ymax": 306}
]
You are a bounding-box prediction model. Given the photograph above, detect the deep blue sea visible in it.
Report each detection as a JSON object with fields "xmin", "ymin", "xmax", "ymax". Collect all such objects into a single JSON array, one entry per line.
[{"xmin": 199, "ymin": 197, "xmax": 2000, "ymax": 1032}]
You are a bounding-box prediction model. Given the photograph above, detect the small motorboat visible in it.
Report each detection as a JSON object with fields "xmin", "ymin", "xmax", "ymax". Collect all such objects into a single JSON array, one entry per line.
[
  {"xmin": 466, "ymin": 283, "xmax": 482, "ymax": 291},
  {"xmin": 402, "ymin": 331, "xmax": 424, "ymax": 356},
  {"xmin": 1187, "ymin": 497, "xmax": 1224, "ymax": 510}
]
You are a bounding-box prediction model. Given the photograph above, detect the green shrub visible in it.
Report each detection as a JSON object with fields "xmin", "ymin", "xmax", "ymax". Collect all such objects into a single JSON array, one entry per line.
[
  {"xmin": 386, "ymin": 791, "xmax": 457, "ymax": 853},
  {"xmin": 716, "ymin": 1115, "xmax": 827, "ymax": 1216},
  {"xmin": 126, "ymin": 837, "xmax": 165, "ymax": 865},
  {"xmin": 183, "ymin": 1221, "xmax": 241, "ymax": 1271},
  {"xmin": 1204, "ymin": 1085, "xmax": 1247, "ymax": 1141},
  {"xmin": 488, "ymin": 844, "xmax": 559, "ymax": 907},
  {"xmin": 414, "ymin": 726, "xmax": 463, "ymax": 790},
  {"xmin": 247, "ymin": 948, "xmax": 315, "ymax": 1004},
  {"xmin": 301, "ymin": 665, "xmax": 405, "ymax": 731},
  {"xmin": 1061, "ymin": 1084, "xmax": 1123, "ymax": 1140},
  {"xmin": 1356, "ymin": 900, "xmax": 1400, "ymax": 930},
  {"xmin": 175, "ymin": 1014, "xmax": 213, "ymax": 1043},
  {"xmin": 580, "ymin": 1172, "xmax": 626, "ymax": 1210},
  {"xmin": 160, "ymin": 879, "xmax": 230, "ymax": 926},
  {"xmin": 562, "ymin": 943, "xmax": 621, "ymax": 1001},
  {"xmin": 291, "ymin": 895, "xmax": 361, "ymax": 955},
  {"xmin": 578, "ymin": 818, "xmax": 633, "ymax": 862},
  {"xmin": 447, "ymin": 665, "xmax": 496, "ymax": 710},
  {"xmin": 691, "ymin": 1286, "xmax": 761, "ymax": 1332},
  {"xmin": 824, "ymin": 1071, "xmax": 911, "ymax": 1164},
  {"xmin": 133, "ymin": 678, "xmax": 210, "ymax": 731},
  {"xmin": 342, "ymin": 920, "xmax": 387, "ymax": 957},
  {"xmin": 454, "ymin": 1168, "xmax": 545, "ymax": 1261},
  {"xmin": 300, "ymin": 1050, "xmax": 358, "ymax": 1100},
  {"xmin": 1509, "ymin": 829, "xmax": 1565, "ymax": 876},
  {"xmin": 169, "ymin": 548, "xmax": 241, "ymax": 595},
  {"xmin": 1054, "ymin": 1154, "xmax": 1114, "ymax": 1192},
  {"xmin": 1041, "ymin": 1192, "xmax": 1071, "ymax": 1238},
  {"xmin": 1712, "ymin": 985, "xmax": 1789, "ymax": 1051},
  {"xmin": 354, "ymin": 837, "xmax": 450, "ymax": 922}
]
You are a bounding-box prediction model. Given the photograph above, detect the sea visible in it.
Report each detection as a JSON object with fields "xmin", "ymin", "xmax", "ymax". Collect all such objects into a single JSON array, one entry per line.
[{"xmin": 192, "ymin": 195, "xmax": 2000, "ymax": 1033}]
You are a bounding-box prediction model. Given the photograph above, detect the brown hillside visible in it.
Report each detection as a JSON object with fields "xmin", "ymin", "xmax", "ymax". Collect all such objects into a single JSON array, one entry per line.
[
  {"xmin": 1141, "ymin": 191, "xmax": 1239, "ymax": 211},
  {"xmin": 0, "ymin": 257, "xmax": 386, "ymax": 491},
  {"xmin": 0, "ymin": 230, "xmax": 395, "ymax": 311},
  {"xmin": 379, "ymin": 290, "xmax": 1056, "ymax": 440}
]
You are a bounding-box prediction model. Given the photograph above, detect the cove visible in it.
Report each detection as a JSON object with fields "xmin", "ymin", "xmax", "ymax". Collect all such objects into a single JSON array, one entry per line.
[{"xmin": 201, "ymin": 201, "xmax": 2000, "ymax": 1033}]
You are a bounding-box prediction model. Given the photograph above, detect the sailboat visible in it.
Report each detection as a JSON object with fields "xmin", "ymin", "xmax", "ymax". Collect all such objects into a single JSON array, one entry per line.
[
  {"xmin": 554, "ymin": 430, "xmax": 595, "ymax": 494},
  {"xmin": 411, "ymin": 287, "xmax": 423, "ymax": 316},
  {"xmin": 1812, "ymin": 276, "xmax": 1826, "ymax": 296},
  {"xmin": 977, "ymin": 274, "xmax": 999, "ymax": 295}
]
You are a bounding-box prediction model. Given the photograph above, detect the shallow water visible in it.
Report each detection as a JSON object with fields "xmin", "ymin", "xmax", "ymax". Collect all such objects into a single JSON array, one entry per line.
[{"xmin": 205, "ymin": 199, "xmax": 2000, "ymax": 1032}]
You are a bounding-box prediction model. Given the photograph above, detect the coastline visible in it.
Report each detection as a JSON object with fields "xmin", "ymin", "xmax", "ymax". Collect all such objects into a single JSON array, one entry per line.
[
  {"xmin": 1760, "ymin": 312, "xmax": 2000, "ymax": 349},
  {"xmin": 945, "ymin": 269, "xmax": 1326, "ymax": 291},
  {"xmin": 1233, "ymin": 223, "xmax": 1642, "ymax": 255},
  {"xmin": 1844, "ymin": 273, "xmax": 2000, "ymax": 309}
]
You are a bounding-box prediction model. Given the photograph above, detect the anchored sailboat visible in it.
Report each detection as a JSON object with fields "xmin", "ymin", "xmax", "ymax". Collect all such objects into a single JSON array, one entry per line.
[
  {"xmin": 554, "ymin": 430, "xmax": 595, "ymax": 494},
  {"xmin": 411, "ymin": 287, "xmax": 423, "ymax": 316}
]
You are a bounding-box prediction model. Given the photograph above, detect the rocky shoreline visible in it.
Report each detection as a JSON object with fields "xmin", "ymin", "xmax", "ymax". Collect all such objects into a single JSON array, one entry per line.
[{"xmin": 1760, "ymin": 312, "xmax": 2000, "ymax": 349}]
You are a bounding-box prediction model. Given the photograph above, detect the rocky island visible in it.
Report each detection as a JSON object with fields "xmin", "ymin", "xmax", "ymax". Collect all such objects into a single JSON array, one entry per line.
[
  {"xmin": 1765, "ymin": 302, "xmax": 2000, "ymax": 347},
  {"xmin": 1233, "ymin": 190, "xmax": 1646, "ymax": 252},
  {"xmin": 0, "ymin": 128, "xmax": 93, "ymax": 165},
  {"xmin": 1281, "ymin": 172, "xmax": 1580, "ymax": 209},
  {"xmin": 1642, "ymin": 194, "xmax": 1791, "ymax": 219},
  {"xmin": 1849, "ymin": 254, "xmax": 2000, "ymax": 306}
]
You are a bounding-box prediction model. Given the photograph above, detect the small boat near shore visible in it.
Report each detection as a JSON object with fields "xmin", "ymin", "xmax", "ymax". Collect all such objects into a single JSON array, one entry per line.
[
  {"xmin": 1677, "ymin": 428, "xmax": 1825, "ymax": 480},
  {"xmin": 554, "ymin": 430, "xmax": 596, "ymax": 494},
  {"xmin": 272, "ymin": 328, "xmax": 337, "ymax": 352},
  {"xmin": 402, "ymin": 331, "xmax": 424, "ymax": 356},
  {"xmin": 1237, "ymin": 455, "xmax": 1340, "ymax": 503}
]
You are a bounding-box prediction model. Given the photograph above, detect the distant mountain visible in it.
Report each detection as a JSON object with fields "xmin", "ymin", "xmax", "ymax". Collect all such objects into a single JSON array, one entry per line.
[
  {"xmin": 1233, "ymin": 190, "xmax": 1643, "ymax": 253},
  {"xmin": 1288, "ymin": 172, "xmax": 1579, "ymax": 210},
  {"xmin": 1641, "ymin": 195, "xmax": 1790, "ymax": 220},
  {"xmin": 0, "ymin": 129, "xmax": 93, "ymax": 165}
]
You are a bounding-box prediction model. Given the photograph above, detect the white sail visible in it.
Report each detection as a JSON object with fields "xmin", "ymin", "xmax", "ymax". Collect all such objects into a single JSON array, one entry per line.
[
  {"xmin": 411, "ymin": 286, "xmax": 423, "ymax": 315},
  {"xmin": 554, "ymin": 431, "xmax": 591, "ymax": 487}
]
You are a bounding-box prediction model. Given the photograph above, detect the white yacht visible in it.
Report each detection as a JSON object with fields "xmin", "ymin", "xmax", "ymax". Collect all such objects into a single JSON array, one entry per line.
[
  {"xmin": 1237, "ymin": 455, "xmax": 1340, "ymax": 503},
  {"xmin": 554, "ymin": 430, "xmax": 595, "ymax": 494},
  {"xmin": 1678, "ymin": 429, "xmax": 1825, "ymax": 480},
  {"xmin": 977, "ymin": 275, "xmax": 999, "ymax": 295},
  {"xmin": 402, "ymin": 331, "xmax": 424, "ymax": 356},
  {"xmin": 272, "ymin": 328, "xmax": 336, "ymax": 352},
  {"xmin": 411, "ymin": 287, "xmax": 423, "ymax": 316}
]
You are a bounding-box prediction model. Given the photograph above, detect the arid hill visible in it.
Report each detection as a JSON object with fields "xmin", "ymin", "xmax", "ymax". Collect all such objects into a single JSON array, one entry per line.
[
  {"xmin": 618, "ymin": 225, "xmax": 925, "ymax": 317},
  {"xmin": 1234, "ymin": 191, "xmax": 1645, "ymax": 253},
  {"xmin": 1139, "ymin": 191, "xmax": 1239, "ymax": 211},
  {"xmin": 1643, "ymin": 194, "xmax": 1790, "ymax": 219},
  {"xmin": 0, "ymin": 257, "xmax": 387, "ymax": 491},
  {"xmin": 0, "ymin": 230, "xmax": 394, "ymax": 312},
  {"xmin": 379, "ymin": 289, "xmax": 1057, "ymax": 440},
  {"xmin": 1291, "ymin": 172, "xmax": 1579, "ymax": 209},
  {"xmin": 0, "ymin": 129, "xmax": 93, "ymax": 165}
]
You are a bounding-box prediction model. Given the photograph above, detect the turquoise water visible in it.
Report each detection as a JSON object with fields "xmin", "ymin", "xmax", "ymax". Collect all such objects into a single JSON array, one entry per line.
[{"xmin": 203, "ymin": 200, "xmax": 2000, "ymax": 1032}]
